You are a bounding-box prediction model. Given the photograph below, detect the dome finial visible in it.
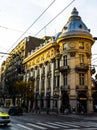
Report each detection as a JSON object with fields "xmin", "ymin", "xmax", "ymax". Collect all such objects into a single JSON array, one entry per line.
[{"xmin": 71, "ymin": 7, "xmax": 78, "ymax": 16}]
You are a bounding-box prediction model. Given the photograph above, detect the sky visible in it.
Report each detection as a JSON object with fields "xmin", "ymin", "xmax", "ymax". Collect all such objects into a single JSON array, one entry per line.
[{"xmin": 0, "ymin": 0, "xmax": 97, "ymax": 75}]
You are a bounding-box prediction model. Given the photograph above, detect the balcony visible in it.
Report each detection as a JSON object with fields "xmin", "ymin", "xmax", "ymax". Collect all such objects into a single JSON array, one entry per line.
[
  {"xmin": 61, "ymin": 85, "xmax": 70, "ymax": 91},
  {"xmin": 59, "ymin": 65, "xmax": 70, "ymax": 73},
  {"xmin": 75, "ymin": 64, "xmax": 89, "ymax": 72},
  {"xmin": 76, "ymin": 85, "xmax": 88, "ymax": 91}
]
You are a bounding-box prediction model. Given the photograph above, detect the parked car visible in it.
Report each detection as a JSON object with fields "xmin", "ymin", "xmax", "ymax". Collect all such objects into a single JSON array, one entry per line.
[
  {"xmin": 8, "ymin": 106, "xmax": 23, "ymax": 115},
  {"xmin": 0, "ymin": 111, "xmax": 10, "ymax": 125}
]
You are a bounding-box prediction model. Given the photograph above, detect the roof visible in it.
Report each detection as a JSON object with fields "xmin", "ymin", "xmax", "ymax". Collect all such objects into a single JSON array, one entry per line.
[{"xmin": 60, "ymin": 7, "xmax": 92, "ymax": 37}]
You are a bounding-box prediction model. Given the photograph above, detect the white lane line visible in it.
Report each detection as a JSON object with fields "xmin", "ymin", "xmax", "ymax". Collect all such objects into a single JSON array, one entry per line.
[
  {"xmin": 55, "ymin": 122, "xmax": 79, "ymax": 128},
  {"xmin": 46, "ymin": 122, "xmax": 69, "ymax": 128},
  {"xmin": 67, "ymin": 129, "xmax": 79, "ymax": 130},
  {"xmin": 76, "ymin": 121, "xmax": 97, "ymax": 127},
  {"xmin": 37, "ymin": 122, "xmax": 59, "ymax": 129},
  {"xmin": 83, "ymin": 128, "xmax": 97, "ymax": 130},
  {"xmin": 17, "ymin": 124, "xmax": 34, "ymax": 130},
  {"xmin": 27, "ymin": 123, "xmax": 47, "ymax": 130},
  {"xmin": 67, "ymin": 121, "xmax": 91, "ymax": 127}
]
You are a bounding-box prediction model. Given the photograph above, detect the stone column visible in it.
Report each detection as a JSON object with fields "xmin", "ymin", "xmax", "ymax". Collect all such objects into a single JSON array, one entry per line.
[
  {"xmin": 69, "ymin": 53, "xmax": 77, "ymax": 111},
  {"xmin": 50, "ymin": 60, "xmax": 54, "ymax": 110},
  {"xmin": 44, "ymin": 63, "xmax": 47, "ymax": 108},
  {"xmin": 87, "ymin": 68, "xmax": 93, "ymax": 113}
]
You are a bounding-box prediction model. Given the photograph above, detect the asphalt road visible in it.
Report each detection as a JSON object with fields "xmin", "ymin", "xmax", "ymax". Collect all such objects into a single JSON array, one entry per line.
[{"xmin": 1, "ymin": 108, "xmax": 97, "ymax": 130}]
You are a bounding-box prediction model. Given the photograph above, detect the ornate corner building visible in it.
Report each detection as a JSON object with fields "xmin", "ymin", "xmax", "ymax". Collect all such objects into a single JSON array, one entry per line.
[
  {"xmin": 0, "ymin": 8, "xmax": 95, "ymax": 113},
  {"xmin": 23, "ymin": 8, "xmax": 94, "ymax": 113}
]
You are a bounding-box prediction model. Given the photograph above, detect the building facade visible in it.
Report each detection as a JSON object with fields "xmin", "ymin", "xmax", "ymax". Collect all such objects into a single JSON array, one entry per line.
[
  {"xmin": 0, "ymin": 8, "xmax": 95, "ymax": 113},
  {"xmin": 23, "ymin": 8, "xmax": 94, "ymax": 113},
  {"xmin": 0, "ymin": 36, "xmax": 44, "ymax": 106}
]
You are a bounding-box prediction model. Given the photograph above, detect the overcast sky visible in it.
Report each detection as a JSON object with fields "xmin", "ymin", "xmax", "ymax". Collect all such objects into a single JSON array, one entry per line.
[{"xmin": 0, "ymin": 0, "xmax": 97, "ymax": 72}]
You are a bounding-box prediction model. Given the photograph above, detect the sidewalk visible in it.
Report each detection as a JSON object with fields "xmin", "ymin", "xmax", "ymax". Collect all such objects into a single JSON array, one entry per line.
[
  {"xmin": 1, "ymin": 106, "xmax": 97, "ymax": 120},
  {"xmin": 24, "ymin": 110, "xmax": 97, "ymax": 117}
]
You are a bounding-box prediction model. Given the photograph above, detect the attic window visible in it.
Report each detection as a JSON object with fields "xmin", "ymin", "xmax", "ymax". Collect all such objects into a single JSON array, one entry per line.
[
  {"xmin": 79, "ymin": 24, "xmax": 82, "ymax": 29},
  {"xmin": 64, "ymin": 26, "xmax": 67, "ymax": 30}
]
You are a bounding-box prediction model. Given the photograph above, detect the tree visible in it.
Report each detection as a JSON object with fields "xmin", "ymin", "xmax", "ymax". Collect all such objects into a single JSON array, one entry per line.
[{"xmin": 16, "ymin": 80, "xmax": 34, "ymax": 107}]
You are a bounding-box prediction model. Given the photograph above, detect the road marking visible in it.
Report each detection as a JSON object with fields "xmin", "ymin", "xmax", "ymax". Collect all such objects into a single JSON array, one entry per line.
[
  {"xmin": 27, "ymin": 123, "xmax": 47, "ymax": 130},
  {"xmin": 55, "ymin": 122, "xmax": 79, "ymax": 128},
  {"xmin": 46, "ymin": 122, "xmax": 69, "ymax": 128},
  {"xmin": 37, "ymin": 122, "xmax": 59, "ymax": 129},
  {"xmin": 67, "ymin": 121, "xmax": 90, "ymax": 127},
  {"xmin": 17, "ymin": 124, "xmax": 34, "ymax": 130},
  {"xmin": 83, "ymin": 128, "xmax": 97, "ymax": 130}
]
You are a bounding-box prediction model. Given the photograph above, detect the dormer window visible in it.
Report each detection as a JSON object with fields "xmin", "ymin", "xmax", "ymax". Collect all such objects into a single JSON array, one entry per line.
[{"xmin": 79, "ymin": 24, "xmax": 82, "ymax": 29}]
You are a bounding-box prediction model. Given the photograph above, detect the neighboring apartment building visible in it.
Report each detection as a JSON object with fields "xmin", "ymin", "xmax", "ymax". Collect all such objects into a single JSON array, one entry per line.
[
  {"xmin": 23, "ymin": 8, "xmax": 95, "ymax": 113},
  {"xmin": 0, "ymin": 36, "xmax": 44, "ymax": 106}
]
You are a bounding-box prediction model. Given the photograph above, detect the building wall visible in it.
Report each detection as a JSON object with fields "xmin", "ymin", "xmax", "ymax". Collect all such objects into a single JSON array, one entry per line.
[
  {"xmin": 23, "ymin": 34, "xmax": 94, "ymax": 113},
  {"xmin": 1, "ymin": 8, "xmax": 95, "ymax": 113}
]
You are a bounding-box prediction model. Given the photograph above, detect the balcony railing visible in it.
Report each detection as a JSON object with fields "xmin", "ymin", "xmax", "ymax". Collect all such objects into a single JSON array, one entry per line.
[
  {"xmin": 59, "ymin": 65, "xmax": 70, "ymax": 73},
  {"xmin": 75, "ymin": 64, "xmax": 89, "ymax": 72},
  {"xmin": 76, "ymin": 85, "xmax": 88, "ymax": 91},
  {"xmin": 61, "ymin": 85, "xmax": 70, "ymax": 90}
]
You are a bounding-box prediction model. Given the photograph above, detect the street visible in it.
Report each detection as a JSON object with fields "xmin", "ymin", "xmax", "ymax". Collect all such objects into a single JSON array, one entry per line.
[{"xmin": 1, "ymin": 108, "xmax": 97, "ymax": 130}]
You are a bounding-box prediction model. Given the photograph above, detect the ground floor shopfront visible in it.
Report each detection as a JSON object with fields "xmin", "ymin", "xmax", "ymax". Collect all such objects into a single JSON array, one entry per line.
[{"xmin": 34, "ymin": 90, "xmax": 93, "ymax": 114}]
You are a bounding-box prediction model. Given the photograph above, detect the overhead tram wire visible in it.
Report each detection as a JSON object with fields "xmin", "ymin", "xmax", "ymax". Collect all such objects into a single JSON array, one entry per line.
[
  {"xmin": 0, "ymin": 0, "xmax": 75, "ymax": 63},
  {"xmin": 0, "ymin": 25, "xmax": 24, "ymax": 33},
  {"xmin": 34, "ymin": 0, "xmax": 76, "ymax": 36},
  {"xmin": 6, "ymin": 0, "xmax": 56, "ymax": 53}
]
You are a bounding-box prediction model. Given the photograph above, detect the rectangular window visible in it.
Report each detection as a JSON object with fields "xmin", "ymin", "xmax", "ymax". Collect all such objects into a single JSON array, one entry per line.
[
  {"xmin": 79, "ymin": 54, "xmax": 84, "ymax": 64},
  {"xmin": 63, "ymin": 55, "xmax": 67, "ymax": 66},
  {"xmin": 48, "ymin": 62, "xmax": 51, "ymax": 71},
  {"xmin": 57, "ymin": 58, "xmax": 60, "ymax": 68},
  {"xmin": 79, "ymin": 73, "xmax": 85, "ymax": 85},
  {"xmin": 54, "ymin": 59, "xmax": 60, "ymax": 69},
  {"xmin": 64, "ymin": 73, "xmax": 67, "ymax": 86},
  {"xmin": 54, "ymin": 59, "xmax": 56, "ymax": 69},
  {"xmin": 36, "ymin": 79, "xmax": 39, "ymax": 90},
  {"xmin": 42, "ymin": 65, "xmax": 45, "ymax": 74},
  {"xmin": 37, "ymin": 68, "xmax": 40, "ymax": 75},
  {"xmin": 41, "ymin": 79, "xmax": 44, "ymax": 89},
  {"xmin": 54, "ymin": 76, "xmax": 60, "ymax": 87},
  {"xmin": 57, "ymin": 75, "xmax": 60, "ymax": 87},
  {"xmin": 47, "ymin": 78, "xmax": 51, "ymax": 88}
]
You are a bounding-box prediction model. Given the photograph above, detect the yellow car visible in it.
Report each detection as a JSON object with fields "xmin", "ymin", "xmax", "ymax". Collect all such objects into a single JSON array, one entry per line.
[{"xmin": 0, "ymin": 111, "xmax": 10, "ymax": 125}]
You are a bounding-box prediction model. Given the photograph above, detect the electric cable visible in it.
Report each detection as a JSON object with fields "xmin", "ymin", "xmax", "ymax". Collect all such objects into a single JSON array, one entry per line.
[
  {"xmin": 34, "ymin": 0, "xmax": 76, "ymax": 36},
  {"xmin": 6, "ymin": 0, "xmax": 56, "ymax": 52},
  {"xmin": 0, "ymin": 0, "xmax": 75, "ymax": 63}
]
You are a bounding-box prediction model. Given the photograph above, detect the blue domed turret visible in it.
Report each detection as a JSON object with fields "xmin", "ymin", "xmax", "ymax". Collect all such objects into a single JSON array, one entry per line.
[{"xmin": 60, "ymin": 7, "xmax": 92, "ymax": 37}]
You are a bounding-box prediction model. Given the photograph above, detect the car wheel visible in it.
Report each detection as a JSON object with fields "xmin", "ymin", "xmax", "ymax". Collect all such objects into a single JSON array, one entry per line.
[
  {"xmin": 4, "ymin": 123, "xmax": 8, "ymax": 126},
  {"xmin": 9, "ymin": 110, "xmax": 14, "ymax": 115}
]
